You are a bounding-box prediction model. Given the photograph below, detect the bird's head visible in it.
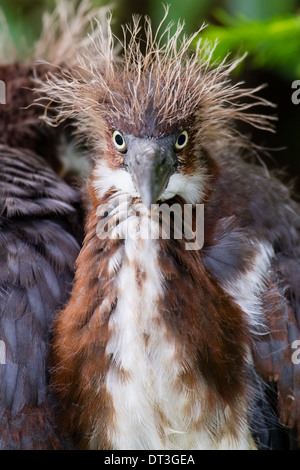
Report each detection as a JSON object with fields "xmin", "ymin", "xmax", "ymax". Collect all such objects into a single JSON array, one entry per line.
[
  {"xmin": 40, "ymin": 8, "xmax": 275, "ymax": 209},
  {"xmin": 109, "ymin": 128, "xmax": 190, "ymax": 209}
]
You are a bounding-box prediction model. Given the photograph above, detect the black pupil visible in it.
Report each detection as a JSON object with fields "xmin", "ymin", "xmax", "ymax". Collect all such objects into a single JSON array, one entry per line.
[
  {"xmin": 115, "ymin": 134, "xmax": 124, "ymax": 146},
  {"xmin": 177, "ymin": 134, "xmax": 186, "ymax": 146}
]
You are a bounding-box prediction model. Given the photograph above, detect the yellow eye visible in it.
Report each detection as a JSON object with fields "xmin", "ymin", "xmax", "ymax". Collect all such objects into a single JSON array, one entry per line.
[
  {"xmin": 175, "ymin": 130, "xmax": 188, "ymax": 152},
  {"xmin": 112, "ymin": 130, "xmax": 127, "ymax": 152}
]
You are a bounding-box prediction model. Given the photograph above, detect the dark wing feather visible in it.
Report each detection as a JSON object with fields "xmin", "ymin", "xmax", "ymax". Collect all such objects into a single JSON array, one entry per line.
[
  {"xmin": 202, "ymin": 150, "xmax": 300, "ymax": 449},
  {"xmin": 0, "ymin": 146, "xmax": 81, "ymax": 449}
]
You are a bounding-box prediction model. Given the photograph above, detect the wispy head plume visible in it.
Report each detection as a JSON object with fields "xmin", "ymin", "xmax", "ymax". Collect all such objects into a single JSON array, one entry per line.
[{"xmin": 36, "ymin": 4, "xmax": 276, "ymax": 152}]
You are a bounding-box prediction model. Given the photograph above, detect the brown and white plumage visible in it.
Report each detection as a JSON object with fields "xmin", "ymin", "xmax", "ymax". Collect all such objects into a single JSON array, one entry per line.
[
  {"xmin": 38, "ymin": 8, "xmax": 300, "ymax": 450},
  {"xmin": 0, "ymin": 0, "xmax": 102, "ymax": 449},
  {"xmin": 6, "ymin": 3, "xmax": 300, "ymax": 450}
]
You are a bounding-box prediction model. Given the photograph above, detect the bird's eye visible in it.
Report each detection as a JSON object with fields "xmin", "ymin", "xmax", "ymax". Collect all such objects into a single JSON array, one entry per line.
[
  {"xmin": 175, "ymin": 130, "xmax": 188, "ymax": 152},
  {"xmin": 112, "ymin": 130, "xmax": 127, "ymax": 153}
]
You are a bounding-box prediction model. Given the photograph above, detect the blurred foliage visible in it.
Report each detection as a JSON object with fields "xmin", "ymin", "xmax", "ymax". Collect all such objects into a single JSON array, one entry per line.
[
  {"xmin": 2, "ymin": 0, "xmax": 300, "ymax": 81},
  {"xmin": 226, "ymin": 0, "xmax": 298, "ymax": 20},
  {"xmin": 0, "ymin": 0, "xmax": 106, "ymax": 58},
  {"xmin": 150, "ymin": 0, "xmax": 213, "ymax": 34},
  {"xmin": 0, "ymin": 0, "xmax": 53, "ymax": 57},
  {"xmin": 199, "ymin": 11, "xmax": 300, "ymax": 81},
  {"xmin": 1, "ymin": 0, "xmax": 300, "ymax": 96}
]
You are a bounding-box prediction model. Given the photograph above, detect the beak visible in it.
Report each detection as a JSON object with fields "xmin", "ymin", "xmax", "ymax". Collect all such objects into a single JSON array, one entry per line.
[{"xmin": 126, "ymin": 137, "xmax": 176, "ymax": 209}]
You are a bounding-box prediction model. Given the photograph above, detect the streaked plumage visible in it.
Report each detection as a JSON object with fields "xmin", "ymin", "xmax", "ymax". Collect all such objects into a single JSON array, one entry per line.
[
  {"xmin": 1, "ymin": 1, "xmax": 299, "ymax": 450},
  {"xmin": 38, "ymin": 7, "xmax": 300, "ymax": 450}
]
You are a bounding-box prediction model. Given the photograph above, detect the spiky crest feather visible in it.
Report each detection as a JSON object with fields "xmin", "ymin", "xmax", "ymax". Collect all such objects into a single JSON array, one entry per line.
[
  {"xmin": 34, "ymin": 0, "xmax": 108, "ymax": 66},
  {"xmin": 0, "ymin": 0, "xmax": 104, "ymax": 66},
  {"xmin": 37, "ymin": 6, "xmax": 276, "ymax": 154}
]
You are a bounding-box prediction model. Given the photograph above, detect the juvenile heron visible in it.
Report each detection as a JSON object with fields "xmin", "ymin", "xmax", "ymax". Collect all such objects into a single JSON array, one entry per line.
[
  {"xmin": 41, "ymin": 9, "xmax": 300, "ymax": 450},
  {"xmin": 8, "ymin": 3, "xmax": 300, "ymax": 450}
]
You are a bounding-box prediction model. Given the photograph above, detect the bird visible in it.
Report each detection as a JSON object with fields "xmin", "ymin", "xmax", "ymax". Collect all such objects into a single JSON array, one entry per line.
[
  {"xmin": 37, "ymin": 7, "xmax": 300, "ymax": 451},
  {"xmin": 3, "ymin": 2, "xmax": 300, "ymax": 451}
]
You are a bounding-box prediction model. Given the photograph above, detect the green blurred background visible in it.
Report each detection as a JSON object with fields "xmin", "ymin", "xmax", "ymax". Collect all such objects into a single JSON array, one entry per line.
[{"xmin": 1, "ymin": 0, "xmax": 300, "ymax": 193}]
